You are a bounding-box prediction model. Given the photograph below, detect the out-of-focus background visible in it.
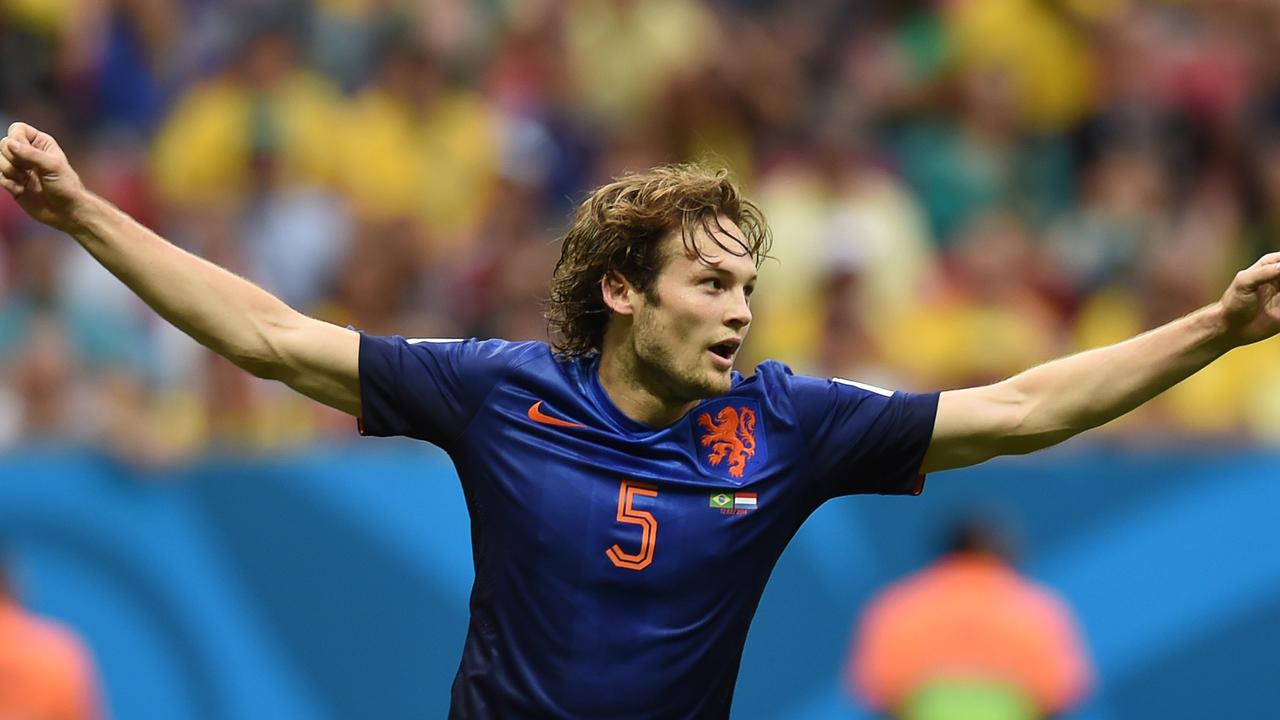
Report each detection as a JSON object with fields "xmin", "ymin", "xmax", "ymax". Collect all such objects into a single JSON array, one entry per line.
[{"xmin": 0, "ymin": 0, "xmax": 1278, "ymax": 718}]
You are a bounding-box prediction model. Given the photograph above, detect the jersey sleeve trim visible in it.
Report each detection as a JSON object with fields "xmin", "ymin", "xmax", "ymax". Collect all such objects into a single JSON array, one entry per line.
[{"xmin": 786, "ymin": 367, "xmax": 939, "ymax": 498}]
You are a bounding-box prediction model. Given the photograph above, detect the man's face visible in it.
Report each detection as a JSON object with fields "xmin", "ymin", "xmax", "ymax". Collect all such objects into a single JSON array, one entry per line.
[{"xmin": 625, "ymin": 217, "xmax": 757, "ymax": 402}]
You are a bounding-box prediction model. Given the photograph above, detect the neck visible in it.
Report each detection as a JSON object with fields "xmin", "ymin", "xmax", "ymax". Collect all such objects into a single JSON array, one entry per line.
[
  {"xmin": 597, "ymin": 334, "xmax": 698, "ymax": 428},
  {"xmin": 947, "ymin": 551, "xmax": 1007, "ymax": 566}
]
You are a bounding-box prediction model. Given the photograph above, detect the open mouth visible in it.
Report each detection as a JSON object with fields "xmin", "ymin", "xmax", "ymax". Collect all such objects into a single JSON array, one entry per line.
[{"xmin": 708, "ymin": 339, "xmax": 741, "ymax": 363}]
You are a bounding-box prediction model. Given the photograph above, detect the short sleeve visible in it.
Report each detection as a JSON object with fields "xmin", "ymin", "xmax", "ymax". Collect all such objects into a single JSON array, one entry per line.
[
  {"xmin": 789, "ymin": 375, "xmax": 939, "ymax": 498},
  {"xmin": 357, "ymin": 335, "xmax": 535, "ymax": 448}
]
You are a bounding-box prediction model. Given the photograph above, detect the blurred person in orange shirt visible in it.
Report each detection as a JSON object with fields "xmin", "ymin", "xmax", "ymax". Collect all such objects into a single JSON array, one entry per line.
[
  {"xmin": 847, "ymin": 516, "xmax": 1091, "ymax": 720},
  {"xmin": 0, "ymin": 547, "xmax": 104, "ymax": 720}
]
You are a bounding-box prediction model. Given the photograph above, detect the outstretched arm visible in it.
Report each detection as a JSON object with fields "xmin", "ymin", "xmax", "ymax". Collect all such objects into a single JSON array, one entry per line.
[
  {"xmin": 921, "ymin": 253, "xmax": 1280, "ymax": 473},
  {"xmin": 0, "ymin": 122, "xmax": 361, "ymax": 416}
]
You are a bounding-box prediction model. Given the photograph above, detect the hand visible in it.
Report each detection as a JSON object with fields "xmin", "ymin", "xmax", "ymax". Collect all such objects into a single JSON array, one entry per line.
[
  {"xmin": 1219, "ymin": 252, "xmax": 1280, "ymax": 347},
  {"xmin": 0, "ymin": 121, "xmax": 89, "ymax": 233}
]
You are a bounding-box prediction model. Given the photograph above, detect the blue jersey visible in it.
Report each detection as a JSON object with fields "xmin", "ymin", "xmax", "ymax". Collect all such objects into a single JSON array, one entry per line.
[{"xmin": 357, "ymin": 335, "xmax": 939, "ymax": 719}]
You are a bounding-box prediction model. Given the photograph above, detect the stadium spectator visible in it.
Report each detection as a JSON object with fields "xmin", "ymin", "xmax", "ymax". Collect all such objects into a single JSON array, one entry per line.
[
  {"xmin": 3, "ymin": 116, "xmax": 1278, "ymax": 716},
  {"xmin": 847, "ymin": 515, "xmax": 1092, "ymax": 720},
  {"xmin": 0, "ymin": 226, "xmax": 154, "ymax": 455},
  {"xmin": 880, "ymin": 211, "xmax": 1061, "ymax": 388},
  {"xmin": 2, "ymin": 0, "xmax": 1279, "ymax": 446},
  {"xmin": 149, "ymin": 17, "xmax": 341, "ymax": 210},
  {"xmin": 0, "ymin": 546, "xmax": 104, "ymax": 720},
  {"xmin": 337, "ymin": 39, "xmax": 502, "ymax": 251}
]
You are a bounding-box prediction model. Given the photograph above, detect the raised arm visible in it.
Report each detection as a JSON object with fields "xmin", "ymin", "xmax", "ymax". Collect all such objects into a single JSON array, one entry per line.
[
  {"xmin": 921, "ymin": 253, "xmax": 1280, "ymax": 473},
  {"xmin": 0, "ymin": 122, "xmax": 361, "ymax": 416}
]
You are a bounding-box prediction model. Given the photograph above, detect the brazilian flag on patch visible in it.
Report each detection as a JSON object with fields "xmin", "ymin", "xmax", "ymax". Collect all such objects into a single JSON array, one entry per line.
[{"xmin": 710, "ymin": 492, "xmax": 733, "ymax": 509}]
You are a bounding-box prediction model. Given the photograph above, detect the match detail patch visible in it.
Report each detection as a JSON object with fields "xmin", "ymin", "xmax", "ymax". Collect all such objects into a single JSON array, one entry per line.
[{"xmin": 709, "ymin": 491, "xmax": 759, "ymax": 514}]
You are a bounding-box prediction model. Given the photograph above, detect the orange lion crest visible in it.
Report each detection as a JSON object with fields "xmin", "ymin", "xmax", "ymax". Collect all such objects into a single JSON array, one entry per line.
[{"xmin": 697, "ymin": 406, "xmax": 757, "ymax": 478}]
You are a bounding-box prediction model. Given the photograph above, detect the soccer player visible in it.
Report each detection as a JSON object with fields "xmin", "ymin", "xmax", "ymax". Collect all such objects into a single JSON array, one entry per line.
[{"xmin": 2, "ymin": 121, "xmax": 1278, "ymax": 718}]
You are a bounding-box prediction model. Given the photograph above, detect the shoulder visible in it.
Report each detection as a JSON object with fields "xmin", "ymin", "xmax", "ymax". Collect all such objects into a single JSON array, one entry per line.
[
  {"xmin": 358, "ymin": 336, "xmax": 555, "ymax": 396},
  {"xmin": 6, "ymin": 611, "xmax": 92, "ymax": 675},
  {"xmin": 403, "ymin": 336, "xmax": 549, "ymax": 360},
  {"xmin": 736, "ymin": 359, "xmax": 878, "ymax": 411},
  {"xmin": 398, "ymin": 336, "xmax": 545, "ymax": 352},
  {"xmin": 1012, "ymin": 579, "xmax": 1081, "ymax": 627},
  {"xmin": 739, "ymin": 360, "xmax": 897, "ymax": 395},
  {"xmin": 719, "ymin": 360, "xmax": 818, "ymax": 430},
  {"xmin": 734, "ymin": 359, "xmax": 799, "ymax": 392},
  {"xmin": 734, "ymin": 358, "xmax": 847, "ymax": 401},
  {"xmin": 368, "ymin": 336, "xmax": 549, "ymax": 366},
  {"xmin": 730, "ymin": 359, "xmax": 795, "ymax": 399}
]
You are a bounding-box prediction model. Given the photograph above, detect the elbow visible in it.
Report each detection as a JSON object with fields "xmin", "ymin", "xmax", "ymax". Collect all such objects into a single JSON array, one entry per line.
[
  {"xmin": 236, "ymin": 353, "xmax": 286, "ymax": 381},
  {"xmin": 930, "ymin": 380, "xmax": 1082, "ymax": 472},
  {"xmin": 1001, "ymin": 429, "xmax": 1077, "ymax": 457},
  {"xmin": 228, "ymin": 341, "xmax": 286, "ymax": 380},
  {"xmin": 234, "ymin": 312, "xmax": 304, "ymax": 381},
  {"xmin": 999, "ymin": 382, "xmax": 1079, "ymax": 455}
]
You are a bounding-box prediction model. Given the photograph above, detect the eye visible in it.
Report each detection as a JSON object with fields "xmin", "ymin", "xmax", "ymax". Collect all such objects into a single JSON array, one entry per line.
[{"xmin": 701, "ymin": 277, "xmax": 724, "ymax": 291}]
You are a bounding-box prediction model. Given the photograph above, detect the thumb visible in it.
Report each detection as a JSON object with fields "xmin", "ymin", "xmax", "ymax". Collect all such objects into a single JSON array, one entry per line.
[{"xmin": 9, "ymin": 139, "xmax": 57, "ymax": 173}]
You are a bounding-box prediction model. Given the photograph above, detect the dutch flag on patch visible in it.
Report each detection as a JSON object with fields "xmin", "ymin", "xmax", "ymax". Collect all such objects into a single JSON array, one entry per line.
[{"xmin": 734, "ymin": 492, "xmax": 757, "ymax": 510}]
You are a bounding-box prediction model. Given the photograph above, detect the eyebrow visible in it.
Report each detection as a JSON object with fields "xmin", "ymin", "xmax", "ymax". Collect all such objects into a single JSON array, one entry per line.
[{"xmin": 698, "ymin": 265, "xmax": 758, "ymax": 285}]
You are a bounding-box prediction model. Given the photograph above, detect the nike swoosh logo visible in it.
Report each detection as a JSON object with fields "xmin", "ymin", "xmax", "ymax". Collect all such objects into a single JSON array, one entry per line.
[{"xmin": 527, "ymin": 401, "xmax": 586, "ymax": 429}]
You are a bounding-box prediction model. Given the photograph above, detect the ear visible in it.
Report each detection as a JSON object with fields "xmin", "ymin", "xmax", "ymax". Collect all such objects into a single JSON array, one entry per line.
[{"xmin": 601, "ymin": 271, "xmax": 638, "ymax": 317}]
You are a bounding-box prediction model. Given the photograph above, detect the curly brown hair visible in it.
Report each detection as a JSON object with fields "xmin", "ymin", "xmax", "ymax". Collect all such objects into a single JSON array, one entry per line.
[{"xmin": 546, "ymin": 164, "xmax": 771, "ymax": 357}]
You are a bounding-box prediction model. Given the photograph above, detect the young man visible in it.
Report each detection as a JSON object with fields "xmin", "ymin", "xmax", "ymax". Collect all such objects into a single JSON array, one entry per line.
[{"xmin": 2, "ymin": 121, "xmax": 1278, "ymax": 718}]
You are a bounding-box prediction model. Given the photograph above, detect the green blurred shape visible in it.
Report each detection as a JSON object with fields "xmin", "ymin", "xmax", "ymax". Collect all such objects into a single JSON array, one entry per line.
[{"xmin": 902, "ymin": 678, "xmax": 1039, "ymax": 720}]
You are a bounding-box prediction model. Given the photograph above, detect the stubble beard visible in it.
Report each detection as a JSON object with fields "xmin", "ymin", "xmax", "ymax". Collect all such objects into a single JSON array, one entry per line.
[{"xmin": 631, "ymin": 309, "xmax": 730, "ymax": 404}]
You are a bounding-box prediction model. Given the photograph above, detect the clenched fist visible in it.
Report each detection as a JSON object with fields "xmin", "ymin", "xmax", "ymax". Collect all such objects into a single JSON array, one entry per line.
[
  {"xmin": 1218, "ymin": 251, "xmax": 1280, "ymax": 348},
  {"xmin": 0, "ymin": 122, "xmax": 89, "ymax": 233}
]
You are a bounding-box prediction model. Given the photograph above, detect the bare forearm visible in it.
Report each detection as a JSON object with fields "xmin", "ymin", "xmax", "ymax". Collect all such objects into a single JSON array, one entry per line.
[
  {"xmin": 924, "ymin": 254, "xmax": 1279, "ymax": 473},
  {"xmin": 1, "ymin": 121, "xmax": 359, "ymax": 409},
  {"xmin": 66, "ymin": 192, "xmax": 302, "ymax": 376},
  {"xmin": 999, "ymin": 305, "xmax": 1230, "ymax": 451}
]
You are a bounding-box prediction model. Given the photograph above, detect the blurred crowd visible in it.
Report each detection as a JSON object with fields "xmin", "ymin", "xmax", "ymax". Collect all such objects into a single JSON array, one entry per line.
[{"xmin": 2, "ymin": 0, "xmax": 1280, "ymax": 463}]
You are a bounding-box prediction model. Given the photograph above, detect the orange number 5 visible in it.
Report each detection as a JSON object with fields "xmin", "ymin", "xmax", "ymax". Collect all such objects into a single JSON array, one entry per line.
[{"xmin": 606, "ymin": 480, "xmax": 658, "ymax": 571}]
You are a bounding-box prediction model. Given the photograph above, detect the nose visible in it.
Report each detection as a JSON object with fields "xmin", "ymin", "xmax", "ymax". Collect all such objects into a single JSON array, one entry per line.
[{"xmin": 724, "ymin": 288, "xmax": 752, "ymax": 330}]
